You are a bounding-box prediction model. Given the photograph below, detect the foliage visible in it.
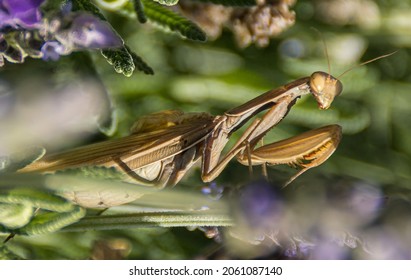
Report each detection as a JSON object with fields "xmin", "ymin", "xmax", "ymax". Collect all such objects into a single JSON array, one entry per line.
[{"xmin": 1, "ymin": 0, "xmax": 411, "ymax": 260}]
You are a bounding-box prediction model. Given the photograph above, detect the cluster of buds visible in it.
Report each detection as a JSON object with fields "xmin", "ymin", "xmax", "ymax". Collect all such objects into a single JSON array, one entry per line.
[
  {"xmin": 231, "ymin": 0, "xmax": 296, "ymax": 48},
  {"xmin": 178, "ymin": 2, "xmax": 233, "ymax": 40},
  {"xmin": 0, "ymin": 0, "xmax": 123, "ymax": 66},
  {"xmin": 178, "ymin": 0, "xmax": 296, "ymax": 48}
]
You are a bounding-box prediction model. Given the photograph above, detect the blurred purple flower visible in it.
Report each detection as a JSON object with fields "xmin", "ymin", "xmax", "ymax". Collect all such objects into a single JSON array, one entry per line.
[
  {"xmin": 40, "ymin": 41, "xmax": 66, "ymax": 61},
  {"xmin": 0, "ymin": 0, "xmax": 45, "ymax": 29},
  {"xmin": 284, "ymin": 239, "xmax": 315, "ymax": 259},
  {"xmin": 361, "ymin": 226, "xmax": 411, "ymax": 259},
  {"xmin": 202, "ymin": 182, "xmax": 224, "ymax": 200},
  {"xmin": 310, "ymin": 240, "xmax": 350, "ymax": 260},
  {"xmin": 68, "ymin": 13, "xmax": 123, "ymax": 49},
  {"xmin": 235, "ymin": 180, "xmax": 285, "ymax": 236},
  {"xmin": 298, "ymin": 241, "xmax": 316, "ymax": 258},
  {"xmin": 347, "ymin": 183, "xmax": 385, "ymax": 222}
]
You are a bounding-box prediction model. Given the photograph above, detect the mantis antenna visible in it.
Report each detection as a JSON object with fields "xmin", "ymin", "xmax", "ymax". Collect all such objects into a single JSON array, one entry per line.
[
  {"xmin": 337, "ymin": 51, "xmax": 398, "ymax": 79},
  {"xmin": 310, "ymin": 27, "xmax": 332, "ymax": 75},
  {"xmin": 310, "ymin": 27, "xmax": 396, "ymax": 79}
]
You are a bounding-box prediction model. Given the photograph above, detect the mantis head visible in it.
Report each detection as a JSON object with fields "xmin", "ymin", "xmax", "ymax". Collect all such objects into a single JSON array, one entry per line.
[
  {"xmin": 309, "ymin": 51, "xmax": 396, "ymax": 110},
  {"xmin": 309, "ymin": 71, "xmax": 343, "ymax": 110}
]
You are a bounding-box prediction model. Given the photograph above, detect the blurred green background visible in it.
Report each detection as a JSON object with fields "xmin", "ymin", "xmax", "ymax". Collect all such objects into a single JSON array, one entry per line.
[{"xmin": 2, "ymin": 0, "xmax": 411, "ymax": 259}]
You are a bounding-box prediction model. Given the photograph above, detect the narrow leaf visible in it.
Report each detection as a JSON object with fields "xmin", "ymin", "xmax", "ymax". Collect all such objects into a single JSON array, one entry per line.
[
  {"xmin": 102, "ymin": 44, "xmax": 154, "ymax": 76},
  {"xmin": 0, "ymin": 147, "xmax": 46, "ymax": 173},
  {"xmin": 40, "ymin": 0, "xmax": 66, "ymax": 16},
  {"xmin": 152, "ymin": 0, "xmax": 179, "ymax": 6},
  {"xmin": 101, "ymin": 47, "xmax": 135, "ymax": 77},
  {"xmin": 71, "ymin": 0, "xmax": 106, "ymax": 20},
  {"xmin": 125, "ymin": 45, "xmax": 154, "ymax": 74},
  {"xmin": 142, "ymin": 0, "xmax": 207, "ymax": 42},
  {"xmin": 62, "ymin": 212, "xmax": 233, "ymax": 231},
  {"xmin": 132, "ymin": 0, "xmax": 147, "ymax": 23},
  {"xmin": 18, "ymin": 207, "xmax": 86, "ymax": 235},
  {"xmin": 0, "ymin": 245, "xmax": 23, "ymax": 260}
]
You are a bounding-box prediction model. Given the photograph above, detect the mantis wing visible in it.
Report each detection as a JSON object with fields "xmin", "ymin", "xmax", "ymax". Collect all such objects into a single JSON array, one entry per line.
[{"xmin": 20, "ymin": 113, "xmax": 216, "ymax": 180}]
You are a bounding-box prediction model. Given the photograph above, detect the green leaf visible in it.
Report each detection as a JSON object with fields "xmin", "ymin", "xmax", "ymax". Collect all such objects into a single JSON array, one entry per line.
[
  {"xmin": 193, "ymin": 0, "xmax": 256, "ymax": 6},
  {"xmin": 0, "ymin": 203, "xmax": 34, "ymax": 229},
  {"xmin": 0, "ymin": 188, "xmax": 76, "ymax": 213},
  {"xmin": 101, "ymin": 47, "xmax": 135, "ymax": 77},
  {"xmin": 40, "ymin": 0, "xmax": 66, "ymax": 16},
  {"xmin": 0, "ymin": 188, "xmax": 85, "ymax": 235},
  {"xmin": 132, "ymin": 0, "xmax": 147, "ymax": 23},
  {"xmin": 101, "ymin": 45, "xmax": 154, "ymax": 76},
  {"xmin": 142, "ymin": 0, "xmax": 207, "ymax": 42},
  {"xmin": 125, "ymin": 45, "xmax": 154, "ymax": 75},
  {"xmin": 152, "ymin": 0, "xmax": 179, "ymax": 6},
  {"xmin": 62, "ymin": 212, "xmax": 233, "ymax": 231},
  {"xmin": 71, "ymin": 0, "xmax": 106, "ymax": 20},
  {"xmin": 17, "ymin": 206, "xmax": 86, "ymax": 235},
  {"xmin": 0, "ymin": 245, "xmax": 23, "ymax": 260},
  {"xmin": 0, "ymin": 147, "xmax": 46, "ymax": 173}
]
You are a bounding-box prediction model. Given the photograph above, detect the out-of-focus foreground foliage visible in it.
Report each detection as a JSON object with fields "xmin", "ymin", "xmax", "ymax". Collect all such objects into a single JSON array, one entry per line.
[{"xmin": 1, "ymin": 0, "xmax": 411, "ymax": 259}]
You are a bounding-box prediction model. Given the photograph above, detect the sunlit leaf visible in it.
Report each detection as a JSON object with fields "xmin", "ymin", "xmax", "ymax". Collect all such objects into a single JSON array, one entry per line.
[
  {"xmin": 142, "ymin": 0, "xmax": 207, "ymax": 42},
  {"xmin": 101, "ymin": 47, "xmax": 135, "ymax": 77},
  {"xmin": 132, "ymin": 0, "xmax": 147, "ymax": 23},
  {"xmin": 151, "ymin": 0, "xmax": 179, "ymax": 6}
]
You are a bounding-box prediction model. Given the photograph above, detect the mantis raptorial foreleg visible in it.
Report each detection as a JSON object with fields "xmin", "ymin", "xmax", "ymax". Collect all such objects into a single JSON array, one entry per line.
[
  {"xmin": 258, "ymin": 138, "xmax": 269, "ymax": 179},
  {"xmin": 201, "ymin": 97, "xmax": 292, "ymax": 182},
  {"xmin": 201, "ymin": 100, "xmax": 341, "ymax": 186},
  {"xmin": 200, "ymin": 73, "xmax": 335, "ymax": 184},
  {"xmin": 236, "ymin": 125, "xmax": 342, "ymax": 186}
]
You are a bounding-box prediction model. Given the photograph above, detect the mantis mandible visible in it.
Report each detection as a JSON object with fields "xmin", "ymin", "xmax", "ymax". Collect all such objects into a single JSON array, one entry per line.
[{"xmin": 17, "ymin": 53, "xmax": 394, "ymax": 208}]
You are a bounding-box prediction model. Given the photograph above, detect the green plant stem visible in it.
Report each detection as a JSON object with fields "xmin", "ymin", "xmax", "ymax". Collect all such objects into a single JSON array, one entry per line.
[{"xmin": 62, "ymin": 211, "xmax": 234, "ymax": 231}]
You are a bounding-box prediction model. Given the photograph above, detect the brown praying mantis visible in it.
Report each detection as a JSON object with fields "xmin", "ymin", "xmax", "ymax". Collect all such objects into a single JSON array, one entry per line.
[
  {"xmin": 18, "ymin": 53, "xmax": 394, "ymax": 205},
  {"xmin": 18, "ymin": 73, "xmax": 341, "ymax": 189}
]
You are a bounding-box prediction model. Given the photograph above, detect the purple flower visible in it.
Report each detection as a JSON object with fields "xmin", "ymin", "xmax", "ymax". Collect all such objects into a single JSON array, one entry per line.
[
  {"xmin": 347, "ymin": 183, "xmax": 384, "ymax": 222},
  {"xmin": 0, "ymin": 0, "xmax": 45, "ymax": 29},
  {"xmin": 237, "ymin": 180, "xmax": 285, "ymax": 229},
  {"xmin": 40, "ymin": 41, "xmax": 66, "ymax": 61},
  {"xmin": 68, "ymin": 13, "xmax": 123, "ymax": 49},
  {"xmin": 284, "ymin": 239, "xmax": 316, "ymax": 259},
  {"xmin": 202, "ymin": 182, "xmax": 224, "ymax": 200},
  {"xmin": 362, "ymin": 227, "xmax": 411, "ymax": 259},
  {"xmin": 310, "ymin": 241, "xmax": 350, "ymax": 260},
  {"xmin": 231, "ymin": 180, "xmax": 285, "ymax": 244}
]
